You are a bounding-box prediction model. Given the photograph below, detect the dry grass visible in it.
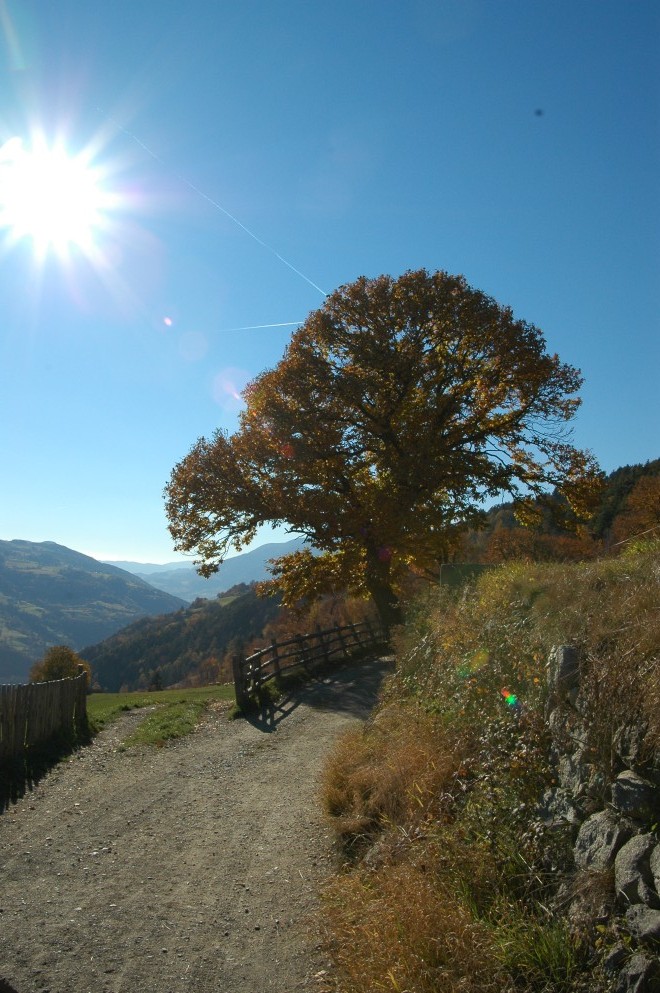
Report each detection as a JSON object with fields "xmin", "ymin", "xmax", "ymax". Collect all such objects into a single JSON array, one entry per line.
[
  {"xmin": 323, "ymin": 859, "xmax": 508, "ymax": 993},
  {"xmin": 319, "ymin": 543, "xmax": 659, "ymax": 992},
  {"xmin": 321, "ymin": 707, "xmax": 461, "ymax": 851},
  {"xmin": 562, "ymin": 550, "xmax": 660, "ymax": 769},
  {"xmin": 319, "ymin": 699, "xmax": 575, "ymax": 991}
]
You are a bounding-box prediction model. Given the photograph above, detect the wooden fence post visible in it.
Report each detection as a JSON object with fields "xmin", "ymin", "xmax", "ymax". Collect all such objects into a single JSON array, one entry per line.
[
  {"xmin": 271, "ymin": 640, "xmax": 281, "ymax": 680},
  {"xmin": 232, "ymin": 646, "xmax": 250, "ymax": 711},
  {"xmin": 316, "ymin": 625, "xmax": 329, "ymax": 664},
  {"xmin": 296, "ymin": 634, "xmax": 310, "ymax": 670},
  {"xmin": 364, "ymin": 619, "xmax": 375, "ymax": 651},
  {"xmin": 75, "ymin": 667, "xmax": 89, "ymax": 738}
]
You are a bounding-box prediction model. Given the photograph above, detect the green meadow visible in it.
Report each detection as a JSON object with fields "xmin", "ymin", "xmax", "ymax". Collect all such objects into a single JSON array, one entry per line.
[{"xmin": 86, "ymin": 683, "xmax": 235, "ymax": 747}]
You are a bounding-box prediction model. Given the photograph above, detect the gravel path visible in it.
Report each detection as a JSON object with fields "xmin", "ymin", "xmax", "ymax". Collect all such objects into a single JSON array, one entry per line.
[{"xmin": 0, "ymin": 659, "xmax": 391, "ymax": 993}]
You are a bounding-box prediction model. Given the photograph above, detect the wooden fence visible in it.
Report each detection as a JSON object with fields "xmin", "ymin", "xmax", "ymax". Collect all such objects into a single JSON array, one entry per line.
[
  {"xmin": 232, "ymin": 620, "xmax": 388, "ymax": 710},
  {"xmin": 0, "ymin": 670, "xmax": 88, "ymax": 766}
]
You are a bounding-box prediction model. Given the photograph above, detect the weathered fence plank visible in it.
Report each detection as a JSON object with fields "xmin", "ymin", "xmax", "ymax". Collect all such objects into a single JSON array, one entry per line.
[{"xmin": 0, "ymin": 672, "xmax": 88, "ymax": 766}]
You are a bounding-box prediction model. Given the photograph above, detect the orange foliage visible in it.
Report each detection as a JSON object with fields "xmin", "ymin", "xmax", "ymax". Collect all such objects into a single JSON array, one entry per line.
[
  {"xmin": 611, "ymin": 475, "xmax": 660, "ymax": 544},
  {"xmin": 484, "ymin": 527, "xmax": 599, "ymax": 564}
]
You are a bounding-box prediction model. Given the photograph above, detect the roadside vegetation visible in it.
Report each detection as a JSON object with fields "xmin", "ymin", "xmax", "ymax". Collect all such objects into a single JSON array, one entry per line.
[
  {"xmin": 86, "ymin": 684, "xmax": 235, "ymax": 746},
  {"xmin": 320, "ymin": 539, "xmax": 660, "ymax": 992}
]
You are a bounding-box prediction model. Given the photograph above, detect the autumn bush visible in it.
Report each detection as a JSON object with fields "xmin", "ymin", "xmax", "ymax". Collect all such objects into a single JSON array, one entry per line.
[
  {"xmin": 320, "ymin": 540, "xmax": 659, "ymax": 992},
  {"xmin": 29, "ymin": 645, "xmax": 91, "ymax": 685}
]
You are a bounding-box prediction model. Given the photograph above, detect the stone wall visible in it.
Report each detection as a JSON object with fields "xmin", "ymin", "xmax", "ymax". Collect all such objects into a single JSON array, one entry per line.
[{"xmin": 544, "ymin": 646, "xmax": 660, "ymax": 992}]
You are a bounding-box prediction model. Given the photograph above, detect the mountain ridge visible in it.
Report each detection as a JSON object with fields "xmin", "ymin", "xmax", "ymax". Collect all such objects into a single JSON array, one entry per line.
[
  {"xmin": 113, "ymin": 536, "xmax": 308, "ymax": 601},
  {"xmin": 105, "ymin": 559, "xmax": 193, "ymax": 575},
  {"xmin": 0, "ymin": 540, "xmax": 186, "ymax": 683}
]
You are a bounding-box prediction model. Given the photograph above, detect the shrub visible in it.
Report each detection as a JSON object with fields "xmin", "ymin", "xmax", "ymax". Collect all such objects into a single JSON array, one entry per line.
[{"xmin": 30, "ymin": 645, "xmax": 91, "ymax": 685}]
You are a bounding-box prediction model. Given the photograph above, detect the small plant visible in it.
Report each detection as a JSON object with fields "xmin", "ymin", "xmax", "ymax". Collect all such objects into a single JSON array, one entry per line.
[
  {"xmin": 489, "ymin": 900, "xmax": 584, "ymax": 991},
  {"xmin": 124, "ymin": 700, "xmax": 202, "ymax": 747}
]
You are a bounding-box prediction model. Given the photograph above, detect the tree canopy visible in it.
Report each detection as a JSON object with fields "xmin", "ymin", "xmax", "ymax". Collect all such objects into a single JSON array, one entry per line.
[{"xmin": 165, "ymin": 270, "xmax": 601, "ymax": 629}]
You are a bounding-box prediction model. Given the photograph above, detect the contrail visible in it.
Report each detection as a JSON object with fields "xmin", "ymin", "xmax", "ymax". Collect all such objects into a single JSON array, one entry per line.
[
  {"xmin": 180, "ymin": 179, "xmax": 327, "ymax": 297},
  {"xmin": 214, "ymin": 321, "xmax": 304, "ymax": 333},
  {"xmin": 105, "ymin": 114, "xmax": 327, "ymax": 297}
]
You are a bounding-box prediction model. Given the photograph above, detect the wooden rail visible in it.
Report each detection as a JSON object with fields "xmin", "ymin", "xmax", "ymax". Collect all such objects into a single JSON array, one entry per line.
[
  {"xmin": 232, "ymin": 620, "xmax": 388, "ymax": 710},
  {"xmin": 0, "ymin": 670, "xmax": 88, "ymax": 766}
]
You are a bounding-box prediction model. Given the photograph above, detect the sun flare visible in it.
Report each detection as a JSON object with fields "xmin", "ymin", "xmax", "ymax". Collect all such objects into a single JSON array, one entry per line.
[{"xmin": 0, "ymin": 134, "xmax": 111, "ymax": 258}]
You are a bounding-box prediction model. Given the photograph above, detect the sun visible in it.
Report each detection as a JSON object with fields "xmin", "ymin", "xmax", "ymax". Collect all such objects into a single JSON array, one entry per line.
[{"xmin": 0, "ymin": 133, "xmax": 111, "ymax": 259}]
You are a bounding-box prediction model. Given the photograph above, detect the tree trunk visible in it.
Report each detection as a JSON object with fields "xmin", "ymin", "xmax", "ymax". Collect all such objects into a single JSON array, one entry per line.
[{"xmin": 363, "ymin": 546, "xmax": 402, "ymax": 639}]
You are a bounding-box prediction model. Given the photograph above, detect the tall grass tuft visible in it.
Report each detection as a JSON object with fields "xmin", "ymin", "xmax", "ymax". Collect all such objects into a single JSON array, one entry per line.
[
  {"xmin": 321, "ymin": 707, "xmax": 460, "ymax": 852},
  {"xmin": 324, "ymin": 861, "xmax": 507, "ymax": 993}
]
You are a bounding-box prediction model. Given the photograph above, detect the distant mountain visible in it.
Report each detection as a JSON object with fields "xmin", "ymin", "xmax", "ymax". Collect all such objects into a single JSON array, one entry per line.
[
  {"xmin": 81, "ymin": 584, "xmax": 282, "ymax": 692},
  {"xmin": 115, "ymin": 536, "xmax": 309, "ymax": 602},
  {"xmin": 107, "ymin": 560, "xmax": 193, "ymax": 575},
  {"xmin": 0, "ymin": 540, "xmax": 186, "ymax": 684}
]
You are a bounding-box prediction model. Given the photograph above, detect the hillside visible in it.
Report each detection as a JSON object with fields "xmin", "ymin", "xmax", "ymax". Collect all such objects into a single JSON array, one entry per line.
[
  {"xmin": 81, "ymin": 584, "xmax": 282, "ymax": 691},
  {"xmin": 0, "ymin": 540, "xmax": 185, "ymax": 683},
  {"xmin": 460, "ymin": 457, "xmax": 660, "ymax": 564},
  {"xmin": 113, "ymin": 535, "xmax": 308, "ymax": 601},
  {"xmin": 320, "ymin": 539, "xmax": 660, "ymax": 991}
]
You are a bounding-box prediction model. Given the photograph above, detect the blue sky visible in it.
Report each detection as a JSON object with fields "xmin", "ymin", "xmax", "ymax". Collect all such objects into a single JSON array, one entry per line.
[{"xmin": 0, "ymin": 0, "xmax": 658, "ymax": 563}]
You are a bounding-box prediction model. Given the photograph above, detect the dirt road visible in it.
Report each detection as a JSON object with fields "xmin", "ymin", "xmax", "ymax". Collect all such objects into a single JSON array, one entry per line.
[{"xmin": 0, "ymin": 659, "xmax": 391, "ymax": 993}]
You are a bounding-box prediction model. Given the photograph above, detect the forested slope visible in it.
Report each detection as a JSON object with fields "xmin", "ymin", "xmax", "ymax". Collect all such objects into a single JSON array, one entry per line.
[{"xmin": 81, "ymin": 585, "xmax": 282, "ymax": 691}]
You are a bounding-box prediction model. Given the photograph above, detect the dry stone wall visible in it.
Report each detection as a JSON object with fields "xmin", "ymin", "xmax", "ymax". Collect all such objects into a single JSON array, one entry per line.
[{"xmin": 544, "ymin": 646, "xmax": 660, "ymax": 992}]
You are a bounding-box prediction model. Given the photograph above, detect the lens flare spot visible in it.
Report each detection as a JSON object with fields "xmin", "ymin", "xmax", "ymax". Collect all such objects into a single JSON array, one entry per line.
[
  {"xmin": 212, "ymin": 366, "xmax": 250, "ymax": 411},
  {"xmin": 163, "ymin": 316, "xmax": 173, "ymax": 327},
  {"xmin": 469, "ymin": 649, "xmax": 489, "ymax": 672},
  {"xmin": 500, "ymin": 687, "xmax": 520, "ymax": 710},
  {"xmin": 457, "ymin": 649, "xmax": 489, "ymax": 677}
]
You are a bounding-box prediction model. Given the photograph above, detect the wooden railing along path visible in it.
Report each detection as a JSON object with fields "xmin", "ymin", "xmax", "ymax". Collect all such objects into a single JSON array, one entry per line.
[
  {"xmin": 233, "ymin": 620, "xmax": 388, "ymax": 710},
  {"xmin": 0, "ymin": 669, "xmax": 88, "ymax": 766}
]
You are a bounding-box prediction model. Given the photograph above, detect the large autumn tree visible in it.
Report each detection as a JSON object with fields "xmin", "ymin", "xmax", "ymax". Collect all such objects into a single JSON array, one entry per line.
[{"xmin": 165, "ymin": 270, "xmax": 600, "ymax": 630}]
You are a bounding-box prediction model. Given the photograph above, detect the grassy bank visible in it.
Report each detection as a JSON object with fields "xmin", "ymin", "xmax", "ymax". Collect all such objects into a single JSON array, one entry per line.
[
  {"xmin": 320, "ymin": 541, "xmax": 660, "ymax": 992},
  {"xmin": 87, "ymin": 683, "xmax": 235, "ymax": 746}
]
